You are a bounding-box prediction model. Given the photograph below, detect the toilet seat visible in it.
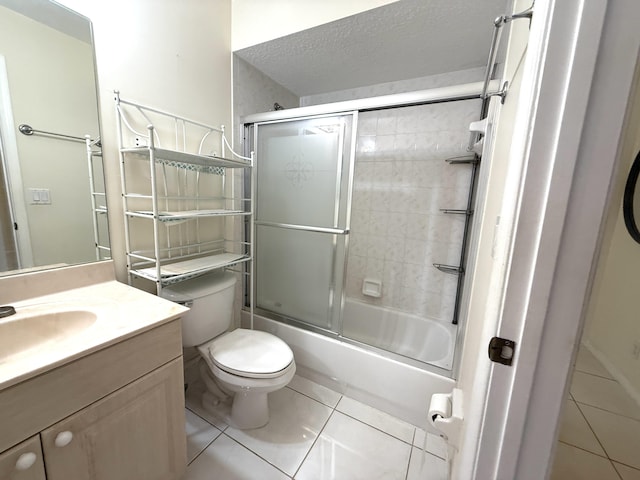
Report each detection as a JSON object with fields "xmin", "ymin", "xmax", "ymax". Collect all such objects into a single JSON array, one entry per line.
[{"xmin": 205, "ymin": 329, "xmax": 294, "ymax": 379}]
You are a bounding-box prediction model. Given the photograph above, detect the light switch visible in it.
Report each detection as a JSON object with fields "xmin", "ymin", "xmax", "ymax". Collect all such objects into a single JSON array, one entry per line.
[{"xmin": 29, "ymin": 188, "xmax": 51, "ymax": 205}]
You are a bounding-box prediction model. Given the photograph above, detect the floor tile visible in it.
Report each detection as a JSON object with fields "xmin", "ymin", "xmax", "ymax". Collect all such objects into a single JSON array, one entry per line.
[
  {"xmin": 185, "ymin": 409, "xmax": 222, "ymax": 464},
  {"xmin": 571, "ymin": 371, "xmax": 640, "ymax": 419},
  {"xmin": 558, "ymin": 399, "xmax": 605, "ymax": 456},
  {"xmin": 185, "ymin": 381, "xmax": 229, "ymax": 431},
  {"xmin": 295, "ymin": 411, "xmax": 412, "ymax": 480},
  {"xmin": 406, "ymin": 446, "xmax": 448, "ymax": 480},
  {"xmin": 550, "ymin": 442, "xmax": 620, "ymax": 480},
  {"xmin": 580, "ymin": 404, "xmax": 640, "ymax": 469},
  {"xmin": 287, "ymin": 375, "xmax": 342, "ymax": 408},
  {"xmin": 336, "ymin": 396, "xmax": 415, "ymax": 444},
  {"xmin": 184, "ymin": 434, "xmax": 289, "ymax": 480},
  {"xmin": 225, "ymin": 387, "xmax": 332, "ymax": 476},
  {"xmin": 413, "ymin": 428, "xmax": 448, "ymax": 460},
  {"xmin": 575, "ymin": 346, "xmax": 613, "ymax": 379},
  {"xmin": 614, "ymin": 462, "xmax": 640, "ymax": 480}
]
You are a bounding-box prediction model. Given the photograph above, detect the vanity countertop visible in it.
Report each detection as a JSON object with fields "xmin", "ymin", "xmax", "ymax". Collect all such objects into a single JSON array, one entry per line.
[{"xmin": 0, "ymin": 261, "xmax": 188, "ymax": 391}]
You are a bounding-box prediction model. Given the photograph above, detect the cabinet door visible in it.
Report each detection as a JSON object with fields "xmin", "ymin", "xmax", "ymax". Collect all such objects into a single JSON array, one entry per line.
[
  {"xmin": 0, "ymin": 435, "xmax": 46, "ymax": 480},
  {"xmin": 41, "ymin": 358, "xmax": 186, "ymax": 480}
]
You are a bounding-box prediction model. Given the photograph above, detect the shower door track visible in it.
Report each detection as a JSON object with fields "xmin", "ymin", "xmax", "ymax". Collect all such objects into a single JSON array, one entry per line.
[{"xmin": 241, "ymin": 80, "xmax": 501, "ymax": 125}]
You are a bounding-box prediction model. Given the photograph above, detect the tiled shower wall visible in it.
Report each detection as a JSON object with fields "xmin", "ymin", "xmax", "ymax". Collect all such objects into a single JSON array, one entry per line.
[{"xmin": 346, "ymin": 99, "xmax": 481, "ymax": 324}]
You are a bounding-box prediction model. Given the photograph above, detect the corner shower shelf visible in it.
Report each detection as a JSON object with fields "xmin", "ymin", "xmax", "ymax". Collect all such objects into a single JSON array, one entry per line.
[
  {"xmin": 440, "ymin": 209, "xmax": 474, "ymax": 215},
  {"xmin": 115, "ymin": 91, "xmax": 254, "ymax": 295},
  {"xmin": 433, "ymin": 263, "xmax": 464, "ymax": 275},
  {"xmin": 445, "ymin": 154, "xmax": 479, "ymax": 165}
]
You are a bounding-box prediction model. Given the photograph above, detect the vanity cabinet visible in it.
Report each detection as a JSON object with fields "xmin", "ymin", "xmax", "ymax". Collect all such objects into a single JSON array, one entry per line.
[
  {"xmin": 0, "ymin": 319, "xmax": 187, "ymax": 480},
  {"xmin": 0, "ymin": 436, "xmax": 46, "ymax": 480},
  {"xmin": 41, "ymin": 359, "xmax": 184, "ymax": 480}
]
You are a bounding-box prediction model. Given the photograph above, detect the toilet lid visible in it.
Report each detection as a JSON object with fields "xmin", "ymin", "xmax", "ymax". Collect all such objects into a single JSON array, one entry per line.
[{"xmin": 208, "ymin": 329, "xmax": 294, "ymax": 379}]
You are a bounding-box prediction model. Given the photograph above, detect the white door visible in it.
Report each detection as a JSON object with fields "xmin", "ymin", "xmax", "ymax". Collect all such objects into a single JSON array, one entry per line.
[{"xmin": 448, "ymin": 0, "xmax": 640, "ymax": 478}]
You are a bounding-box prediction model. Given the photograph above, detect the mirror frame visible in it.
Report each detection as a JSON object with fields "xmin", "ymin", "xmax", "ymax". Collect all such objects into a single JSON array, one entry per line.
[{"xmin": 0, "ymin": 0, "xmax": 108, "ymax": 276}]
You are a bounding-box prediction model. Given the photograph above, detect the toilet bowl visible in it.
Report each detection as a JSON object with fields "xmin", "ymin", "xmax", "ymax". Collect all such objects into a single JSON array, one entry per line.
[{"xmin": 161, "ymin": 271, "xmax": 296, "ymax": 429}]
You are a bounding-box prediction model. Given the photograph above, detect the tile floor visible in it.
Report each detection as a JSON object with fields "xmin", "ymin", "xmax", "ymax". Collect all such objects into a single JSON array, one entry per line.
[
  {"xmin": 182, "ymin": 375, "xmax": 448, "ymax": 480},
  {"xmin": 551, "ymin": 346, "xmax": 640, "ymax": 480}
]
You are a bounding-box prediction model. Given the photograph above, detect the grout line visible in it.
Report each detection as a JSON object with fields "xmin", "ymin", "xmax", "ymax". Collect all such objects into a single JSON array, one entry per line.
[
  {"xmin": 285, "ymin": 384, "xmax": 342, "ymax": 409},
  {"xmin": 404, "ymin": 444, "xmax": 414, "ymax": 480},
  {"xmin": 292, "ymin": 408, "xmax": 337, "ymax": 478},
  {"xmin": 574, "ymin": 400, "xmax": 640, "ymax": 422},
  {"xmin": 222, "ymin": 433, "xmax": 293, "ymax": 478},
  {"xmin": 612, "ymin": 460, "xmax": 640, "ymax": 473},
  {"xmin": 185, "ymin": 404, "xmax": 228, "ymax": 432},
  {"xmin": 186, "ymin": 429, "xmax": 223, "ymax": 467},
  {"xmin": 572, "ymin": 403, "xmax": 611, "ymax": 459},
  {"xmin": 333, "ymin": 409, "xmax": 415, "ymax": 446},
  {"xmin": 574, "ymin": 367, "xmax": 615, "ymax": 381},
  {"xmin": 557, "ymin": 440, "xmax": 610, "ymax": 459},
  {"xmin": 611, "ymin": 461, "xmax": 625, "ymax": 480}
]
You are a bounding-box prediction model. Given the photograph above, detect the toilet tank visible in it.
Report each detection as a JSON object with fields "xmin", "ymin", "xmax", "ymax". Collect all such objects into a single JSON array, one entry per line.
[{"xmin": 161, "ymin": 271, "xmax": 237, "ymax": 347}]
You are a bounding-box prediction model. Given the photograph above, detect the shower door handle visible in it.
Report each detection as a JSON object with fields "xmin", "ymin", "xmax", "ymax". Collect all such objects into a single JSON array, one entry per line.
[{"xmin": 255, "ymin": 221, "xmax": 349, "ymax": 235}]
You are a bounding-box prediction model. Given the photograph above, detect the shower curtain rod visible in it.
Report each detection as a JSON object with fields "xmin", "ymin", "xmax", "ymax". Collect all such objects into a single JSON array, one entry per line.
[
  {"xmin": 18, "ymin": 123, "xmax": 92, "ymax": 144},
  {"xmin": 480, "ymin": 2, "xmax": 535, "ymax": 102},
  {"xmin": 242, "ymin": 80, "xmax": 502, "ymax": 125},
  {"xmin": 467, "ymin": 2, "xmax": 534, "ymax": 151}
]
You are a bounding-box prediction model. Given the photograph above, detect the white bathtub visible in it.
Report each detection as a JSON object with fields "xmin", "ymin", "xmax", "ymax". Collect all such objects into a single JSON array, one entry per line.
[
  {"xmin": 342, "ymin": 299, "xmax": 455, "ymax": 370},
  {"xmin": 242, "ymin": 307, "xmax": 455, "ymax": 430}
]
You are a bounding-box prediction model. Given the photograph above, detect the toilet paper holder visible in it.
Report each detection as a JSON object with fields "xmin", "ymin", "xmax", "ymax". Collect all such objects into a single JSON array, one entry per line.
[{"xmin": 429, "ymin": 388, "xmax": 464, "ymax": 450}]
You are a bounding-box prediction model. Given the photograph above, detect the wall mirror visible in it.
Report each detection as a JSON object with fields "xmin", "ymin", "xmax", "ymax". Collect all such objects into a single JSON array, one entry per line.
[{"xmin": 0, "ymin": 0, "xmax": 108, "ymax": 276}]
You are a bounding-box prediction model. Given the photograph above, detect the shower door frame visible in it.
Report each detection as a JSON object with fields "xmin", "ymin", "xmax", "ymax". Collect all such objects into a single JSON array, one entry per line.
[
  {"xmin": 242, "ymin": 81, "xmax": 501, "ymax": 377},
  {"xmin": 249, "ymin": 111, "xmax": 357, "ymax": 337}
]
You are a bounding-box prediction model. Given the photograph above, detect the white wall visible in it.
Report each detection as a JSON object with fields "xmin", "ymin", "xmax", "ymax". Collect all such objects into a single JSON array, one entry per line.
[
  {"xmin": 231, "ymin": 0, "xmax": 399, "ymax": 51},
  {"xmin": 584, "ymin": 70, "xmax": 640, "ymax": 402},
  {"xmin": 0, "ymin": 6, "xmax": 98, "ymax": 267},
  {"xmin": 301, "ymin": 67, "xmax": 485, "ymax": 106},
  {"xmin": 57, "ymin": 0, "xmax": 233, "ymax": 282}
]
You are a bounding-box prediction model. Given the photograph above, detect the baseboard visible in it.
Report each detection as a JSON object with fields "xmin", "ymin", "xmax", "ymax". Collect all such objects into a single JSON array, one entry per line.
[{"xmin": 582, "ymin": 339, "xmax": 640, "ymax": 408}]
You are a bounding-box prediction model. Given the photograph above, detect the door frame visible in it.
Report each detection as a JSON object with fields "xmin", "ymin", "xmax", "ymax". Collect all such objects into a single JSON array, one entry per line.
[
  {"xmin": 460, "ymin": 0, "xmax": 640, "ymax": 478},
  {"xmin": 0, "ymin": 55, "xmax": 33, "ymax": 268}
]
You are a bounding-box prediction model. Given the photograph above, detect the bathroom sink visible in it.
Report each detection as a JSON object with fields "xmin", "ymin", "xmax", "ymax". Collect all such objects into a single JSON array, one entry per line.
[{"xmin": 0, "ymin": 305, "xmax": 98, "ymax": 362}]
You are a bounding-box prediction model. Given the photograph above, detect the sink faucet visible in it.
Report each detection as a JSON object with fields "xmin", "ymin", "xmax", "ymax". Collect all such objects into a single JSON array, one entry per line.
[{"xmin": 0, "ymin": 306, "xmax": 16, "ymax": 318}]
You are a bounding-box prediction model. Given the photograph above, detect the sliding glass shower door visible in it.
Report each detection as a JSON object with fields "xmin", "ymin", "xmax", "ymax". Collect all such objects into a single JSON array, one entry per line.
[{"xmin": 254, "ymin": 114, "xmax": 355, "ymax": 332}]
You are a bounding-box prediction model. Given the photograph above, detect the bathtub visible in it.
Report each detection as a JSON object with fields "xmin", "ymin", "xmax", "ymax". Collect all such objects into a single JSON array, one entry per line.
[
  {"xmin": 242, "ymin": 303, "xmax": 456, "ymax": 430},
  {"xmin": 343, "ymin": 299, "xmax": 455, "ymax": 370}
]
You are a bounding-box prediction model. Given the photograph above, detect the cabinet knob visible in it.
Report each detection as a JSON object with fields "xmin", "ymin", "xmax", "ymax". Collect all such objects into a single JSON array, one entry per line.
[
  {"xmin": 15, "ymin": 452, "xmax": 37, "ymax": 470},
  {"xmin": 54, "ymin": 431, "xmax": 73, "ymax": 447}
]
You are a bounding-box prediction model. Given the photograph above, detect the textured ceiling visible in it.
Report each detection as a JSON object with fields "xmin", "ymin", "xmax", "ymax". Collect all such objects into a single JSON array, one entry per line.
[{"xmin": 235, "ymin": 0, "xmax": 512, "ymax": 97}]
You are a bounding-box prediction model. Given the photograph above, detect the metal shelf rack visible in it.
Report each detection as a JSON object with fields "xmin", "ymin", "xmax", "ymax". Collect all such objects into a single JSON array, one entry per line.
[{"xmin": 114, "ymin": 91, "xmax": 254, "ymax": 296}]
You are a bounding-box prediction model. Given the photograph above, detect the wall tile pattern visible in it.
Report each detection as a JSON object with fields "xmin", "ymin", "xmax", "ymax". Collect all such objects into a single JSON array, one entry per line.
[{"xmin": 346, "ymin": 99, "xmax": 481, "ymax": 324}]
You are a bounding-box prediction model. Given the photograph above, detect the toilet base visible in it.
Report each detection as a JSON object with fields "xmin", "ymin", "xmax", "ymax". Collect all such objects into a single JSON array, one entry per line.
[
  {"xmin": 231, "ymin": 390, "xmax": 269, "ymax": 429},
  {"xmin": 199, "ymin": 388, "xmax": 269, "ymax": 430}
]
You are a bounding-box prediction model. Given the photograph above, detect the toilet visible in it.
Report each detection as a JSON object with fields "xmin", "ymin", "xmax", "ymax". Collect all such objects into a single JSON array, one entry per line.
[{"xmin": 161, "ymin": 271, "xmax": 296, "ymax": 429}]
